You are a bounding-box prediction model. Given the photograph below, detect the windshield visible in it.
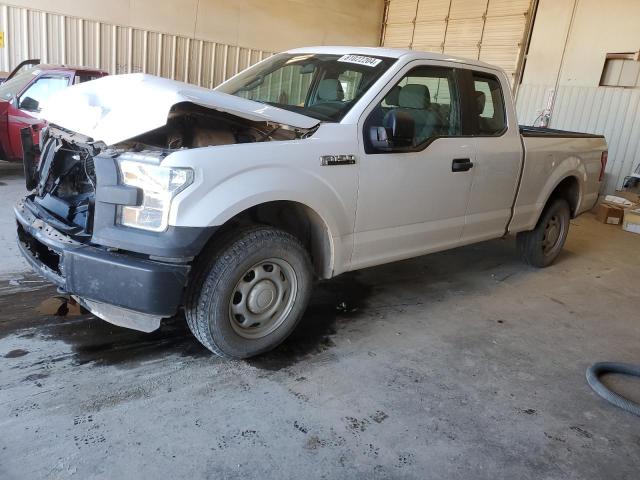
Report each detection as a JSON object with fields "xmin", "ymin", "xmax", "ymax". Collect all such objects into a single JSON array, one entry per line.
[
  {"xmin": 216, "ymin": 53, "xmax": 395, "ymax": 122},
  {"xmin": 0, "ymin": 68, "xmax": 39, "ymax": 101}
]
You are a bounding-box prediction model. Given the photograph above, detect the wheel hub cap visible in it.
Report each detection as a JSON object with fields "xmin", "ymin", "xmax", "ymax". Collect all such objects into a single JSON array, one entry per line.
[
  {"xmin": 247, "ymin": 280, "xmax": 277, "ymax": 314},
  {"xmin": 542, "ymin": 215, "xmax": 563, "ymax": 255},
  {"xmin": 228, "ymin": 258, "xmax": 298, "ymax": 339}
]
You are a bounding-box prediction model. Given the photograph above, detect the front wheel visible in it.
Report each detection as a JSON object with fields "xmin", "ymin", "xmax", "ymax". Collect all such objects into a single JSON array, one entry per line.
[
  {"xmin": 516, "ymin": 198, "xmax": 571, "ymax": 268},
  {"xmin": 185, "ymin": 226, "xmax": 313, "ymax": 359}
]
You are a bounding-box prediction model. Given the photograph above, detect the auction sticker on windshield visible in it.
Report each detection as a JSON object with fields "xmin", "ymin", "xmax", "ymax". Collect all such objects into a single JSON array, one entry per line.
[{"xmin": 337, "ymin": 54, "xmax": 382, "ymax": 67}]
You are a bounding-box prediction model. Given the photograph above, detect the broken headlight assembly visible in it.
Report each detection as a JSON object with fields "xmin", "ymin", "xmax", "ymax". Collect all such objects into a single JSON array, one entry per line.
[{"xmin": 116, "ymin": 152, "xmax": 193, "ymax": 232}]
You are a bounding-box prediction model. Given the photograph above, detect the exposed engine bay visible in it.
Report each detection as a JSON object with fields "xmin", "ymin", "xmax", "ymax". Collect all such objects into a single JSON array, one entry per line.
[
  {"xmin": 128, "ymin": 102, "xmax": 306, "ymax": 149},
  {"xmin": 22, "ymin": 102, "xmax": 314, "ymax": 239}
]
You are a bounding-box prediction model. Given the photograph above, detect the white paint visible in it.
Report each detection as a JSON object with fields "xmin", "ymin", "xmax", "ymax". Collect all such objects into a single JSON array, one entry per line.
[
  {"xmin": 159, "ymin": 48, "xmax": 603, "ymax": 275},
  {"xmin": 41, "ymin": 73, "xmax": 319, "ymax": 146},
  {"xmin": 38, "ymin": 47, "xmax": 604, "ymax": 277}
]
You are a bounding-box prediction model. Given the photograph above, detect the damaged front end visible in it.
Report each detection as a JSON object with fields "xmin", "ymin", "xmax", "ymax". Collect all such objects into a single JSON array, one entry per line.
[
  {"xmin": 22, "ymin": 127, "xmax": 98, "ymax": 239},
  {"xmin": 16, "ymin": 125, "xmax": 193, "ymax": 332},
  {"xmin": 16, "ymin": 79, "xmax": 318, "ymax": 332}
]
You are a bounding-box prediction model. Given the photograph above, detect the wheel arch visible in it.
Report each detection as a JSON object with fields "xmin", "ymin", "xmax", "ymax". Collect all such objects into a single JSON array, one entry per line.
[
  {"xmin": 526, "ymin": 174, "xmax": 581, "ymax": 230},
  {"xmin": 203, "ymin": 200, "xmax": 335, "ymax": 279},
  {"xmin": 547, "ymin": 175, "xmax": 581, "ymax": 218}
]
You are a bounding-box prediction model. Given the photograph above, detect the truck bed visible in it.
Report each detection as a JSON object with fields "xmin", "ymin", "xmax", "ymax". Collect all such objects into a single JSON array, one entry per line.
[
  {"xmin": 519, "ymin": 125, "xmax": 605, "ymax": 139},
  {"xmin": 509, "ymin": 130, "xmax": 607, "ymax": 234}
]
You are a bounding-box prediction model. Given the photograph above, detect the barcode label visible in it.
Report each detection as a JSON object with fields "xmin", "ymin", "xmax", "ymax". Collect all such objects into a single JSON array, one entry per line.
[{"xmin": 337, "ymin": 54, "xmax": 382, "ymax": 67}]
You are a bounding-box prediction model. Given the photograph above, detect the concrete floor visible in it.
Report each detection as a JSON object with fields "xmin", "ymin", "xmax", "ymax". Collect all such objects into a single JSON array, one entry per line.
[
  {"xmin": 0, "ymin": 162, "xmax": 29, "ymax": 278},
  {"xmin": 1, "ymin": 161, "xmax": 639, "ymax": 479}
]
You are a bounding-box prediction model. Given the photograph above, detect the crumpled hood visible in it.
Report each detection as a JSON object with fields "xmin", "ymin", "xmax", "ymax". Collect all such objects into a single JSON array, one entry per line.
[{"xmin": 41, "ymin": 73, "xmax": 319, "ymax": 146}]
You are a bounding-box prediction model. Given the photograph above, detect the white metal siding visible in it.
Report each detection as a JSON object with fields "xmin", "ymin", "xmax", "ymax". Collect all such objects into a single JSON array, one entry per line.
[
  {"xmin": 517, "ymin": 84, "xmax": 640, "ymax": 193},
  {"xmin": 382, "ymin": 0, "xmax": 534, "ymax": 83},
  {"xmin": 0, "ymin": 4, "xmax": 273, "ymax": 87}
]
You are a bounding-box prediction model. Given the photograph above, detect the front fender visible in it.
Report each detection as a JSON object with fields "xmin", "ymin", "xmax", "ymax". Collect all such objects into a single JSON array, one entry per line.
[
  {"xmin": 161, "ymin": 124, "xmax": 359, "ymax": 274},
  {"xmin": 169, "ymin": 164, "xmax": 351, "ymax": 238}
]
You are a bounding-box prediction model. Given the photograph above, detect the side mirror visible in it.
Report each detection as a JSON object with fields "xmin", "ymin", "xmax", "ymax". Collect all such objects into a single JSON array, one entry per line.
[
  {"xmin": 19, "ymin": 96, "xmax": 39, "ymax": 112},
  {"xmin": 369, "ymin": 110, "xmax": 415, "ymax": 151},
  {"xmin": 369, "ymin": 126, "xmax": 389, "ymax": 149},
  {"xmin": 384, "ymin": 110, "xmax": 414, "ymax": 148}
]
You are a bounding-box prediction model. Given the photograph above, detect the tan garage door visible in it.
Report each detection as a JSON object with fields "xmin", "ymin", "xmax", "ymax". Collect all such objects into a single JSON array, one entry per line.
[{"xmin": 382, "ymin": 0, "xmax": 534, "ymax": 84}]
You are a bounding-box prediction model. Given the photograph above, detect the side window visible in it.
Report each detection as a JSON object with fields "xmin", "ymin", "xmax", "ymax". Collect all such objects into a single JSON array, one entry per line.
[
  {"xmin": 364, "ymin": 66, "xmax": 460, "ymax": 152},
  {"xmin": 471, "ymin": 73, "xmax": 506, "ymax": 135},
  {"xmin": 19, "ymin": 76, "xmax": 69, "ymax": 112}
]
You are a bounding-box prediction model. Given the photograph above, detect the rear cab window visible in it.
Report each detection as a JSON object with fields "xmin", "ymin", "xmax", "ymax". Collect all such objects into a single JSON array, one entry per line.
[{"xmin": 470, "ymin": 72, "xmax": 507, "ymax": 136}]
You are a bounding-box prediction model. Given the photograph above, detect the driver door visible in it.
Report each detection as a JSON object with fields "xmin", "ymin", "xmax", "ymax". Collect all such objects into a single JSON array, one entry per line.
[{"xmin": 351, "ymin": 63, "xmax": 475, "ymax": 269}]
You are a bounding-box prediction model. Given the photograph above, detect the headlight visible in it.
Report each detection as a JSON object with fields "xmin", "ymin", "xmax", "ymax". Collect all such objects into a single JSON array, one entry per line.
[{"xmin": 116, "ymin": 153, "xmax": 193, "ymax": 232}]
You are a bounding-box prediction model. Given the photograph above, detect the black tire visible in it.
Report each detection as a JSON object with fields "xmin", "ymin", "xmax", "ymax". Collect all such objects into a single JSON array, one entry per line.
[
  {"xmin": 516, "ymin": 198, "xmax": 571, "ymax": 268},
  {"xmin": 185, "ymin": 226, "xmax": 313, "ymax": 359}
]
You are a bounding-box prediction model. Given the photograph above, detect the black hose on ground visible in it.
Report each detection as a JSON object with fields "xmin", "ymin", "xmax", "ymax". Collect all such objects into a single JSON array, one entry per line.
[{"xmin": 586, "ymin": 362, "xmax": 640, "ymax": 417}]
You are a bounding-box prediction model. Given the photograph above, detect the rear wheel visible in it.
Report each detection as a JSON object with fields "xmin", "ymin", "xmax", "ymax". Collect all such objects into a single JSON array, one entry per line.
[
  {"xmin": 185, "ymin": 226, "xmax": 313, "ymax": 359},
  {"xmin": 516, "ymin": 198, "xmax": 571, "ymax": 268}
]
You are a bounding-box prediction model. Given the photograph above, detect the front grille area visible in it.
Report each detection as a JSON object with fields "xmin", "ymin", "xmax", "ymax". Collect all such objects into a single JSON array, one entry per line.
[
  {"xmin": 17, "ymin": 223, "xmax": 63, "ymax": 276},
  {"xmin": 32, "ymin": 134, "xmax": 97, "ymax": 239}
]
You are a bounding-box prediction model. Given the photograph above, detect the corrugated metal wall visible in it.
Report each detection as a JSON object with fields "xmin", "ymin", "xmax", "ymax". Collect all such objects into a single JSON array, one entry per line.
[
  {"xmin": 517, "ymin": 84, "xmax": 640, "ymax": 193},
  {"xmin": 381, "ymin": 0, "xmax": 534, "ymax": 84},
  {"xmin": 0, "ymin": 4, "xmax": 274, "ymax": 87}
]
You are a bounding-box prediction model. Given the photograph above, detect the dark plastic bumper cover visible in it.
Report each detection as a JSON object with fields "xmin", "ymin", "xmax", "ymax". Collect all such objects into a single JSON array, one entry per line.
[{"xmin": 15, "ymin": 200, "xmax": 190, "ymax": 317}]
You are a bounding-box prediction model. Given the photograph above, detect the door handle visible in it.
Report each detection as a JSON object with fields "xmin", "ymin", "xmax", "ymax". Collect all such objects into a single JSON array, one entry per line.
[{"xmin": 452, "ymin": 158, "xmax": 474, "ymax": 172}]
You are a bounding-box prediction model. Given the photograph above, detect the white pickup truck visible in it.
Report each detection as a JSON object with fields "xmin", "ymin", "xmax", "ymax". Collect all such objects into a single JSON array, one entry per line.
[{"xmin": 15, "ymin": 46, "xmax": 607, "ymax": 358}]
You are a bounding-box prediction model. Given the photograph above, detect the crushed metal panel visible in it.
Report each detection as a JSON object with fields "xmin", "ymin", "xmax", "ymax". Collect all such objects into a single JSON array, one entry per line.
[{"xmin": 41, "ymin": 73, "xmax": 319, "ymax": 146}]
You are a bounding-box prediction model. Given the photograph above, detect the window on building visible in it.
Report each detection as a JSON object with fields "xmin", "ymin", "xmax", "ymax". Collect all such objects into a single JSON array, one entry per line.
[{"xmin": 600, "ymin": 52, "xmax": 640, "ymax": 87}]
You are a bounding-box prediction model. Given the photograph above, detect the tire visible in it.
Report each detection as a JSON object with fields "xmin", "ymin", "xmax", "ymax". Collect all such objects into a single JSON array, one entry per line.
[
  {"xmin": 185, "ymin": 226, "xmax": 313, "ymax": 359},
  {"xmin": 516, "ymin": 198, "xmax": 571, "ymax": 268}
]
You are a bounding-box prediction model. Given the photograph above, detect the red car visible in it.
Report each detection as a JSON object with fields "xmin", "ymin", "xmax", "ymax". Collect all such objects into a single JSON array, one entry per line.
[{"xmin": 0, "ymin": 60, "xmax": 107, "ymax": 161}]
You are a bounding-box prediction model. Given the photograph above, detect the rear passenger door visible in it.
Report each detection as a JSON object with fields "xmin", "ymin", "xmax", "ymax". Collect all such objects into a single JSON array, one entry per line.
[
  {"xmin": 352, "ymin": 63, "xmax": 475, "ymax": 269},
  {"xmin": 459, "ymin": 68, "xmax": 523, "ymax": 243}
]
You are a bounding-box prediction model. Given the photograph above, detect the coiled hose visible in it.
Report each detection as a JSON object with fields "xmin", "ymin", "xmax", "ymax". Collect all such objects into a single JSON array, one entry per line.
[{"xmin": 586, "ymin": 362, "xmax": 640, "ymax": 417}]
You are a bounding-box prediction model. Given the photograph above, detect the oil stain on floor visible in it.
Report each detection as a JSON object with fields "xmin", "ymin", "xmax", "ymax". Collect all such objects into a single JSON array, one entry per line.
[
  {"xmin": 1, "ymin": 272, "xmax": 373, "ymax": 370},
  {"xmin": 248, "ymin": 273, "xmax": 373, "ymax": 371}
]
